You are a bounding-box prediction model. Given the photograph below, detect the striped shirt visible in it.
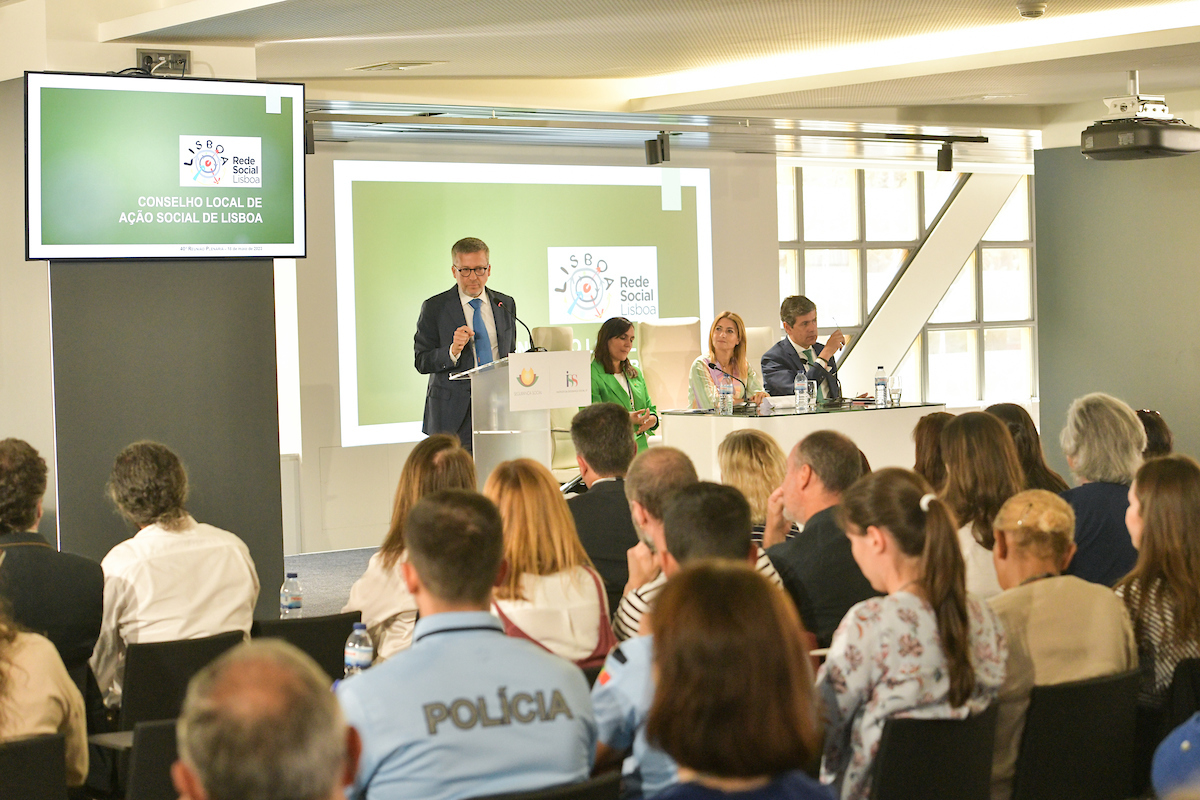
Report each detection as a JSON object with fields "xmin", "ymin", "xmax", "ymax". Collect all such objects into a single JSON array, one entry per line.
[
  {"xmin": 612, "ymin": 547, "xmax": 782, "ymax": 641},
  {"xmin": 1116, "ymin": 579, "xmax": 1200, "ymax": 707}
]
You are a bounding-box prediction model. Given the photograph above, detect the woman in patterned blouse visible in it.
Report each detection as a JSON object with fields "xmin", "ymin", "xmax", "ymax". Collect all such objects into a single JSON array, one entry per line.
[
  {"xmin": 815, "ymin": 468, "xmax": 1008, "ymax": 800},
  {"xmin": 1116, "ymin": 454, "xmax": 1200, "ymax": 707}
]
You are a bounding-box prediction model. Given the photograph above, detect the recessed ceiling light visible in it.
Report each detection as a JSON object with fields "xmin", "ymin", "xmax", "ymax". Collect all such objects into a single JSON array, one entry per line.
[{"xmin": 348, "ymin": 61, "xmax": 444, "ymax": 72}]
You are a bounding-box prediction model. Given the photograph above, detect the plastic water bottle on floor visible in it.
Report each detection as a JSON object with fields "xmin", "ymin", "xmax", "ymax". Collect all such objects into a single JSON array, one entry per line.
[
  {"xmin": 794, "ymin": 373, "xmax": 811, "ymax": 412},
  {"xmin": 279, "ymin": 572, "xmax": 303, "ymax": 619},
  {"xmin": 344, "ymin": 623, "xmax": 374, "ymax": 678},
  {"xmin": 875, "ymin": 366, "xmax": 888, "ymax": 406}
]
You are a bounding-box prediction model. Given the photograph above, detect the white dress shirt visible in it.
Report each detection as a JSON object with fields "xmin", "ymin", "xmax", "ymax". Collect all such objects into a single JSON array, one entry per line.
[
  {"xmin": 787, "ymin": 336, "xmax": 831, "ymax": 394},
  {"xmin": 449, "ymin": 287, "xmax": 499, "ymax": 364},
  {"xmin": 89, "ymin": 515, "xmax": 259, "ymax": 708},
  {"xmin": 343, "ymin": 549, "xmax": 418, "ymax": 661}
]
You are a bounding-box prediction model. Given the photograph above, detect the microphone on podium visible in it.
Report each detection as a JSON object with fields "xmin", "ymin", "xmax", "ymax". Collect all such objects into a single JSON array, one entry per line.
[{"xmin": 495, "ymin": 299, "xmax": 545, "ymax": 353}]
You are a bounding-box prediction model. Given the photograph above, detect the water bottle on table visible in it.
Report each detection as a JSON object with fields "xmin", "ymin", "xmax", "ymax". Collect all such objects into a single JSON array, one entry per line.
[
  {"xmin": 717, "ymin": 373, "xmax": 734, "ymax": 415},
  {"xmin": 344, "ymin": 623, "xmax": 374, "ymax": 677},
  {"xmin": 874, "ymin": 366, "xmax": 888, "ymax": 406},
  {"xmin": 794, "ymin": 373, "xmax": 811, "ymax": 412},
  {"xmin": 279, "ymin": 572, "xmax": 303, "ymax": 619}
]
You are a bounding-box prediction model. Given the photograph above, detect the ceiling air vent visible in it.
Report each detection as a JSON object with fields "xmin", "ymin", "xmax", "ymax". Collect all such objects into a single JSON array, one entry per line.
[{"xmin": 348, "ymin": 61, "xmax": 443, "ymax": 72}]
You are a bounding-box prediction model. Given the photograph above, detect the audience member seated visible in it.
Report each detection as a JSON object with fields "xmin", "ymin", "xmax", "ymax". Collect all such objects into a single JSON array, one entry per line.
[
  {"xmin": 1059, "ymin": 392, "xmax": 1144, "ymax": 586},
  {"xmin": 688, "ymin": 311, "xmax": 766, "ymax": 409},
  {"xmin": 486, "ymin": 459, "xmax": 615, "ymax": 667},
  {"xmin": 645, "ymin": 562, "xmax": 830, "ymax": 800},
  {"xmin": 941, "ymin": 412, "xmax": 1024, "ymax": 599},
  {"xmin": 764, "ymin": 430, "xmax": 877, "ymax": 648},
  {"xmin": 0, "ymin": 604, "xmax": 87, "ymax": 788},
  {"xmin": 985, "ymin": 403, "xmax": 1070, "ymax": 494},
  {"xmin": 912, "ymin": 411, "xmax": 954, "ymax": 492},
  {"xmin": 337, "ymin": 490, "xmax": 596, "ymax": 800},
  {"xmin": 593, "ymin": 482, "xmax": 764, "ymax": 800},
  {"xmin": 817, "ymin": 468, "xmax": 1007, "ymax": 800},
  {"xmin": 343, "ymin": 434, "xmax": 474, "ymax": 661},
  {"xmin": 988, "ymin": 490, "xmax": 1137, "ymax": 800},
  {"xmin": 568, "ymin": 403, "xmax": 641, "ymax": 616},
  {"xmin": 1153, "ymin": 712, "xmax": 1200, "ymax": 798},
  {"xmin": 173, "ymin": 640, "xmax": 360, "ymax": 800},
  {"xmin": 1116, "ymin": 455, "xmax": 1200, "ymax": 708},
  {"xmin": 1139, "ymin": 408, "xmax": 1175, "ymax": 460},
  {"xmin": 0, "ymin": 438, "xmax": 103, "ymax": 678},
  {"xmin": 614, "ymin": 451, "xmax": 780, "ymax": 641},
  {"xmin": 717, "ymin": 429, "xmax": 795, "ymax": 545},
  {"xmin": 90, "ymin": 441, "xmax": 259, "ymax": 710}
]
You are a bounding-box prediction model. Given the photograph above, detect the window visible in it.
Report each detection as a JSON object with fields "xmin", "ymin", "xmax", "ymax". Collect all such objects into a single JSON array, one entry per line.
[{"xmin": 779, "ymin": 166, "xmax": 1036, "ymax": 405}]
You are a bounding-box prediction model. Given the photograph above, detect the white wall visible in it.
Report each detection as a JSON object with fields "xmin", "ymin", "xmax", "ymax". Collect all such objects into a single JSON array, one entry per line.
[{"xmin": 295, "ymin": 139, "xmax": 779, "ymax": 552}]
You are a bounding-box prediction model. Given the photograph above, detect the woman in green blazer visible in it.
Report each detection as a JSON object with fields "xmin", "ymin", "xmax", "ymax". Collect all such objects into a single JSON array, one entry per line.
[{"xmin": 590, "ymin": 317, "xmax": 659, "ymax": 452}]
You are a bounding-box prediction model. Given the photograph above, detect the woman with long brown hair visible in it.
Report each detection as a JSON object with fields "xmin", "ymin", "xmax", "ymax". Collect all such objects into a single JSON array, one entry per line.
[
  {"xmin": 485, "ymin": 459, "xmax": 615, "ymax": 668},
  {"xmin": 343, "ymin": 434, "xmax": 475, "ymax": 660},
  {"xmin": 645, "ymin": 561, "xmax": 826, "ymax": 799},
  {"xmin": 911, "ymin": 411, "xmax": 953, "ymax": 491},
  {"xmin": 1116, "ymin": 454, "xmax": 1200, "ymax": 706},
  {"xmin": 688, "ymin": 311, "xmax": 766, "ymax": 410},
  {"xmin": 985, "ymin": 403, "xmax": 1070, "ymax": 494},
  {"xmin": 590, "ymin": 317, "xmax": 659, "ymax": 452},
  {"xmin": 817, "ymin": 468, "xmax": 1006, "ymax": 800},
  {"xmin": 940, "ymin": 411, "xmax": 1025, "ymax": 598}
]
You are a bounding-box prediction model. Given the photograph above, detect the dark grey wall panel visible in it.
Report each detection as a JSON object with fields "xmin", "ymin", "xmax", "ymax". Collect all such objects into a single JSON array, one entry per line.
[
  {"xmin": 1035, "ymin": 146, "xmax": 1200, "ymax": 479},
  {"xmin": 50, "ymin": 260, "xmax": 283, "ymax": 619}
]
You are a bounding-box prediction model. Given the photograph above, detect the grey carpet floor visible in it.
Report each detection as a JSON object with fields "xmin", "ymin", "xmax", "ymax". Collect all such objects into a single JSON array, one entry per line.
[{"xmin": 283, "ymin": 547, "xmax": 376, "ymax": 617}]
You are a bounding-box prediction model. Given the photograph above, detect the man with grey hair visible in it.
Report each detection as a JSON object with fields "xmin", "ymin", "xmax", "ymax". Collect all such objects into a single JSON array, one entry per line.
[
  {"xmin": 90, "ymin": 441, "xmax": 259, "ymax": 709},
  {"xmin": 1059, "ymin": 392, "xmax": 1145, "ymax": 586},
  {"xmin": 764, "ymin": 429, "xmax": 878, "ymax": 647},
  {"xmin": 172, "ymin": 640, "xmax": 360, "ymax": 800},
  {"xmin": 567, "ymin": 402, "xmax": 640, "ymax": 615},
  {"xmin": 760, "ymin": 294, "xmax": 844, "ymax": 400}
]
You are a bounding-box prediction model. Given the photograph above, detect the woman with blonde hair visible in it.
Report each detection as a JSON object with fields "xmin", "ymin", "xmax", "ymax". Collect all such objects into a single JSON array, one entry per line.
[
  {"xmin": 1117, "ymin": 454, "xmax": 1200, "ymax": 707},
  {"xmin": 989, "ymin": 489, "xmax": 1137, "ymax": 800},
  {"xmin": 717, "ymin": 429, "xmax": 793, "ymax": 544},
  {"xmin": 646, "ymin": 561, "xmax": 826, "ymax": 800},
  {"xmin": 941, "ymin": 411, "xmax": 1025, "ymax": 598},
  {"xmin": 485, "ymin": 459, "xmax": 615, "ymax": 668},
  {"xmin": 818, "ymin": 468, "xmax": 1006, "ymax": 800},
  {"xmin": 688, "ymin": 311, "xmax": 766, "ymax": 410},
  {"xmin": 344, "ymin": 434, "xmax": 475, "ymax": 660},
  {"xmin": 1060, "ymin": 392, "xmax": 1144, "ymax": 586}
]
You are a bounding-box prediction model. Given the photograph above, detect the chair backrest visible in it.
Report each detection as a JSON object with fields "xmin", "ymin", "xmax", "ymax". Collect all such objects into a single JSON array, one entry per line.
[
  {"xmin": 0, "ymin": 733, "xmax": 68, "ymax": 800},
  {"xmin": 871, "ymin": 704, "xmax": 998, "ymax": 800},
  {"xmin": 532, "ymin": 326, "xmax": 574, "ymax": 352},
  {"xmin": 468, "ymin": 771, "xmax": 620, "ymax": 800},
  {"xmin": 126, "ymin": 719, "xmax": 179, "ymax": 800},
  {"xmin": 532, "ymin": 326, "xmax": 580, "ymax": 471},
  {"xmin": 637, "ymin": 318, "xmax": 700, "ymax": 411},
  {"xmin": 120, "ymin": 630, "xmax": 244, "ymax": 731},
  {"xmin": 1013, "ymin": 669, "xmax": 1141, "ymax": 800},
  {"xmin": 744, "ymin": 325, "xmax": 776, "ymax": 375},
  {"xmin": 1164, "ymin": 658, "xmax": 1200, "ymax": 734},
  {"xmin": 251, "ymin": 611, "xmax": 361, "ymax": 682}
]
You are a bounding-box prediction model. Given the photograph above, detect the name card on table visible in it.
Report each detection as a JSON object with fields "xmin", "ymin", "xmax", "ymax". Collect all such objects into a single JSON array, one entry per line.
[{"xmin": 508, "ymin": 351, "xmax": 591, "ymax": 411}]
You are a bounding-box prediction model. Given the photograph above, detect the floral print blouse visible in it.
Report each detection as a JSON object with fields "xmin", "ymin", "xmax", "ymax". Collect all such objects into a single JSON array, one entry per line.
[{"xmin": 815, "ymin": 591, "xmax": 1008, "ymax": 800}]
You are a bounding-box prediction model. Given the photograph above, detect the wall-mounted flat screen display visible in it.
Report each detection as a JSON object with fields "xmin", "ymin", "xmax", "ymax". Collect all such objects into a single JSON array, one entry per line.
[{"xmin": 26, "ymin": 71, "xmax": 305, "ymax": 260}]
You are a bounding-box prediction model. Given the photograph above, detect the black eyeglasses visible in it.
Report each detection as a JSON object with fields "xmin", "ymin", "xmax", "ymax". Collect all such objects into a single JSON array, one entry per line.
[{"xmin": 455, "ymin": 265, "xmax": 490, "ymax": 276}]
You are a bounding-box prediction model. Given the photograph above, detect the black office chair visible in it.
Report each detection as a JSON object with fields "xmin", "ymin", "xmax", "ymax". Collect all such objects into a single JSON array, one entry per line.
[
  {"xmin": 468, "ymin": 772, "xmax": 620, "ymax": 800},
  {"xmin": 870, "ymin": 703, "xmax": 998, "ymax": 800},
  {"xmin": 0, "ymin": 733, "xmax": 68, "ymax": 800},
  {"xmin": 251, "ymin": 611, "xmax": 361, "ymax": 682},
  {"xmin": 126, "ymin": 719, "xmax": 179, "ymax": 800},
  {"xmin": 120, "ymin": 630, "xmax": 244, "ymax": 731},
  {"xmin": 1012, "ymin": 669, "xmax": 1141, "ymax": 800}
]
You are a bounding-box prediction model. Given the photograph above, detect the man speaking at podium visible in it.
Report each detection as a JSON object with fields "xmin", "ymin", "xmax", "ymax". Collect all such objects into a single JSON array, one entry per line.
[{"xmin": 414, "ymin": 237, "xmax": 517, "ymax": 450}]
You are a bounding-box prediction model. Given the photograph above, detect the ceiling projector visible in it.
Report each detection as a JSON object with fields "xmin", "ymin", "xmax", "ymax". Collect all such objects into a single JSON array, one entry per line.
[{"xmin": 1081, "ymin": 71, "xmax": 1200, "ymax": 160}]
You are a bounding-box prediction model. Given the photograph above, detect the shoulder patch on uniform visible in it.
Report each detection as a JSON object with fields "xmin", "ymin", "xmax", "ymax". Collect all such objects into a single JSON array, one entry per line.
[{"xmin": 611, "ymin": 646, "xmax": 627, "ymax": 664}]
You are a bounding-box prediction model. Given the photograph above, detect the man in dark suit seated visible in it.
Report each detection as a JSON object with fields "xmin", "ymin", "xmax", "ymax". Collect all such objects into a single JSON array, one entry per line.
[
  {"xmin": 0, "ymin": 438, "xmax": 103, "ymax": 680},
  {"xmin": 763, "ymin": 430, "xmax": 879, "ymax": 648},
  {"xmin": 566, "ymin": 403, "xmax": 640, "ymax": 617},
  {"xmin": 760, "ymin": 294, "xmax": 845, "ymax": 401},
  {"xmin": 413, "ymin": 237, "xmax": 518, "ymax": 450}
]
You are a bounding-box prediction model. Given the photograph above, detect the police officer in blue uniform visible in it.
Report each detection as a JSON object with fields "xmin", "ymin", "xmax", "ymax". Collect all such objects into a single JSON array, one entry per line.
[{"xmin": 337, "ymin": 490, "xmax": 596, "ymax": 800}]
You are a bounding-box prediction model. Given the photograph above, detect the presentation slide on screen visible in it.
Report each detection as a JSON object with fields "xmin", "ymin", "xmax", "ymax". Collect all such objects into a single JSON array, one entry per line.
[
  {"xmin": 334, "ymin": 160, "xmax": 712, "ymax": 446},
  {"xmin": 26, "ymin": 72, "xmax": 305, "ymax": 259}
]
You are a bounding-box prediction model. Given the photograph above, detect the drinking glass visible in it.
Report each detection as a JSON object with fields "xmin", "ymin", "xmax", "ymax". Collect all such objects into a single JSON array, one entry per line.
[{"xmin": 889, "ymin": 375, "xmax": 903, "ymax": 406}]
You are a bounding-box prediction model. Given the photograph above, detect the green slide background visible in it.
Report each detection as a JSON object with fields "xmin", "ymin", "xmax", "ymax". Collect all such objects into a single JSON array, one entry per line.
[
  {"xmin": 39, "ymin": 88, "xmax": 295, "ymax": 245},
  {"xmin": 352, "ymin": 181, "xmax": 701, "ymax": 426}
]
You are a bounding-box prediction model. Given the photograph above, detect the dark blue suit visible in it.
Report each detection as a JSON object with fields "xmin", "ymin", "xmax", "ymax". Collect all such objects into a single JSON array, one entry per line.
[
  {"xmin": 414, "ymin": 286, "xmax": 517, "ymax": 448},
  {"xmin": 761, "ymin": 337, "xmax": 841, "ymax": 399}
]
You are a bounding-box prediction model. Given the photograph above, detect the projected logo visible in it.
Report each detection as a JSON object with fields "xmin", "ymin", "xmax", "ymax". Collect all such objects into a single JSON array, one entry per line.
[
  {"xmin": 180, "ymin": 136, "xmax": 263, "ymax": 188},
  {"xmin": 548, "ymin": 246, "xmax": 659, "ymax": 324}
]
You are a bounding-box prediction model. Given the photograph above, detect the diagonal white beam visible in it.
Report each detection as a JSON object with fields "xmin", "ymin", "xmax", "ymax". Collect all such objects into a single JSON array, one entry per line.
[{"xmin": 838, "ymin": 172, "xmax": 1022, "ymax": 393}]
